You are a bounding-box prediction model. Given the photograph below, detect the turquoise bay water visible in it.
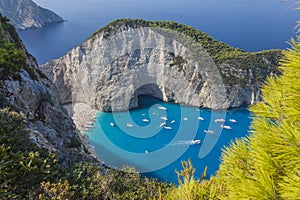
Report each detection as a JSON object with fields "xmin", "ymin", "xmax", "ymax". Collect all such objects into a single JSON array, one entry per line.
[{"xmin": 84, "ymin": 96, "xmax": 251, "ymax": 183}]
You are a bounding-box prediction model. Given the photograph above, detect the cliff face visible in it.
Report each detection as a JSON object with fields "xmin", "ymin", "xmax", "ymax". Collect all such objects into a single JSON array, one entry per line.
[
  {"xmin": 41, "ymin": 19, "xmax": 281, "ymax": 129},
  {"xmin": 0, "ymin": 0, "xmax": 63, "ymax": 30},
  {"xmin": 0, "ymin": 15, "xmax": 95, "ymax": 166}
]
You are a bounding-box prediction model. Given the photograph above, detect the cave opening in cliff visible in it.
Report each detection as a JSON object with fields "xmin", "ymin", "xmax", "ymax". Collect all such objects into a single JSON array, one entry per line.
[{"xmin": 132, "ymin": 83, "xmax": 164, "ymax": 108}]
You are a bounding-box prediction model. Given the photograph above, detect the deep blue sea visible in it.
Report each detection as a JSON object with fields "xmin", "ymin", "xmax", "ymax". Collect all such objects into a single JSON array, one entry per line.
[
  {"xmin": 17, "ymin": 0, "xmax": 298, "ymax": 184},
  {"xmin": 20, "ymin": 0, "xmax": 298, "ymax": 64}
]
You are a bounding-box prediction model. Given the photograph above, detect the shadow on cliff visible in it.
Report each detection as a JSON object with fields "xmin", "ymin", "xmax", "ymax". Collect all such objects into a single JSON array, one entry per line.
[{"xmin": 131, "ymin": 83, "xmax": 164, "ymax": 109}]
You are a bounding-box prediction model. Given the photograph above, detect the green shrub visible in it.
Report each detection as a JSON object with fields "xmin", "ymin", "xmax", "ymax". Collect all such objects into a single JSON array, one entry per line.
[{"xmin": 0, "ymin": 42, "xmax": 26, "ymax": 78}]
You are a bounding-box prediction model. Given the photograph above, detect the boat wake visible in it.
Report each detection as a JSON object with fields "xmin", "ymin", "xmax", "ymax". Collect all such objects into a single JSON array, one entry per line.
[{"xmin": 168, "ymin": 140, "xmax": 201, "ymax": 146}]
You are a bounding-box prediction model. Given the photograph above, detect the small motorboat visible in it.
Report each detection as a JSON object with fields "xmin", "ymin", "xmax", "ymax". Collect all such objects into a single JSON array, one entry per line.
[
  {"xmin": 161, "ymin": 116, "xmax": 168, "ymax": 121},
  {"xmin": 86, "ymin": 121, "xmax": 94, "ymax": 125},
  {"xmin": 195, "ymin": 108, "xmax": 200, "ymax": 111},
  {"xmin": 160, "ymin": 122, "xmax": 166, "ymax": 127},
  {"xmin": 229, "ymin": 119, "xmax": 237, "ymax": 123},
  {"xmin": 126, "ymin": 123, "xmax": 134, "ymax": 127},
  {"xmin": 198, "ymin": 116, "xmax": 204, "ymax": 121},
  {"xmin": 145, "ymin": 150, "xmax": 149, "ymax": 154},
  {"xmin": 171, "ymin": 120, "xmax": 176, "ymax": 124},
  {"xmin": 110, "ymin": 122, "xmax": 115, "ymax": 127},
  {"xmin": 142, "ymin": 113, "xmax": 146, "ymax": 116},
  {"xmin": 142, "ymin": 118, "xmax": 150, "ymax": 123},
  {"xmin": 164, "ymin": 126, "xmax": 172, "ymax": 130},
  {"xmin": 204, "ymin": 129, "xmax": 214, "ymax": 134},
  {"xmin": 85, "ymin": 124, "xmax": 94, "ymax": 128},
  {"xmin": 158, "ymin": 106, "xmax": 167, "ymax": 110},
  {"xmin": 191, "ymin": 139, "xmax": 201, "ymax": 145},
  {"xmin": 215, "ymin": 119, "xmax": 225, "ymax": 123},
  {"xmin": 183, "ymin": 117, "xmax": 188, "ymax": 121},
  {"xmin": 221, "ymin": 124, "xmax": 232, "ymax": 130}
]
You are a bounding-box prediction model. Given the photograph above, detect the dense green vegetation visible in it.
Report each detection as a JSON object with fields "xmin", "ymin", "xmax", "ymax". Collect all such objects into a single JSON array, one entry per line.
[
  {"xmin": 0, "ymin": 108, "xmax": 171, "ymax": 199},
  {"xmin": 0, "ymin": 15, "xmax": 26, "ymax": 78},
  {"xmin": 0, "ymin": 14, "xmax": 38, "ymax": 80},
  {"xmin": 161, "ymin": 36, "xmax": 300, "ymax": 200}
]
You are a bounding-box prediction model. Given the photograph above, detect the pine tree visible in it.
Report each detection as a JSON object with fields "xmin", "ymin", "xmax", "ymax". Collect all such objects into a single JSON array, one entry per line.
[{"xmin": 217, "ymin": 36, "xmax": 300, "ymax": 199}]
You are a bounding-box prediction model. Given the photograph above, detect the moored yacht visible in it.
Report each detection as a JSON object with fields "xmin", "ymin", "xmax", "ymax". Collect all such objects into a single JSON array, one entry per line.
[
  {"xmin": 215, "ymin": 119, "xmax": 225, "ymax": 123},
  {"xmin": 221, "ymin": 124, "xmax": 232, "ymax": 130},
  {"xmin": 198, "ymin": 116, "xmax": 204, "ymax": 120},
  {"xmin": 158, "ymin": 106, "xmax": 167, "ymax": 110},
  {"xmin": 142, "ymin": 118, "xmax": 150, "ymax": 123},
  {"xmin": 191, "ymin": 139, "xmax": 201, "ymax": 145},
  {"xmin": 204, "ymin": 129, "xmax": 214, "ymax": 134},
  {"xmin": 126, "ymin": 123, "xmax": 134, "ymax": 127},
  {"xmin": 229, "ymin": 119, "xmax": 237, "ymax": 123}
]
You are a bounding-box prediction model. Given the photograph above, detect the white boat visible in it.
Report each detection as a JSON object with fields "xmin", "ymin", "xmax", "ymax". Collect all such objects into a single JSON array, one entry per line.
[
  {"xmin": 191, "ymin": 139, "xmax": 201, "ymax": 145},
  {"xmin": 158, "ymin": 106, "xmax": 167, "ymax": 110},
  {"xmin": 160, "ymin": 116, "xmax": 168, "ymax": 121},
  {"xmin": 221, "ymin": 124, "xmax": 232, "ymax": 130},
  {"xmin": 164, "ymin": 126, "xmax": 172, "ymax": 130},
  {"xmin": 83, "ymin": 127, "xmax": 92, "ymax": 131},
  {"xmin": 196, "ymin": 108, "xmax": 200, "ymax": 111},
  {"xmin": 110, "ymin": 122, "xmax": 115, "ymax": 127},
  {"xmin": 126, "ymin": 123, "xmax": 134, "ymax": 127},
  {"xmin": 215, "ymin": 119, "xmax": 225, "ymax": 123},
  {"xmin": 87, "ymin": 121, "xmax": 94, "ymax": 125},
  {"xmin": 85, "ymin": 124, "xmax": 94, "ymax": 128},
  {"xmin": 160, "ymin": 122, "xmax": 166, "ymax": 127},
  {"xmin": 171, "ymin": 120, "xmax": 176, "ymax": 124},
  {"xmin": 142, "ymin": 113, "xmax": 146, "ymax": 116},
  {"xmin": 198, "ymin": 116, "xmax": 204, "ymax": 121},
  {"xmin": 204, "ymin": 130, "xmax": 214, "ymax": 134},
  {"xmin": 145, "ymin": 150, "xmax": 149, "ymax": 154},
  {"xmin": 142, "ymin": 118, "xmax": 149, "ymax": 123},
  {"xmin": 183, "ymin": 117, "xmax": 188, "ymax": 121},
  {"xmin": 229, "ymin": 119, "xmax": 237, "ymax": 123}
]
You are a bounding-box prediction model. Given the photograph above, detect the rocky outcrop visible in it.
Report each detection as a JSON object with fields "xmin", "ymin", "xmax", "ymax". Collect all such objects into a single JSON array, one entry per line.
[
  {"xmin": 0, "ymin": 0, "xmax": 63, "ymax": 30},
  {"xmin": 0, "ymin": 14, "xmax": 96, "ymax": 166},
  {"xmin": 41, "ymin": 19, "xmax": 281, "ymax": 128}
]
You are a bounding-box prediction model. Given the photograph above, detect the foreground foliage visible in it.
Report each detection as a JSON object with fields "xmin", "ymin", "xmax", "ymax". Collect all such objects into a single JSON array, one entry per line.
[
  {"xmin": 0, "ymin": 108, "xmax": 171, "ymax": 199},
  {"xmin": 217, "ymin": 36, "xmax": 300, "ymax": 200},
  {"xmin": 162, "ymin": 36, "xmax": 300, "ymax": 200}
]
